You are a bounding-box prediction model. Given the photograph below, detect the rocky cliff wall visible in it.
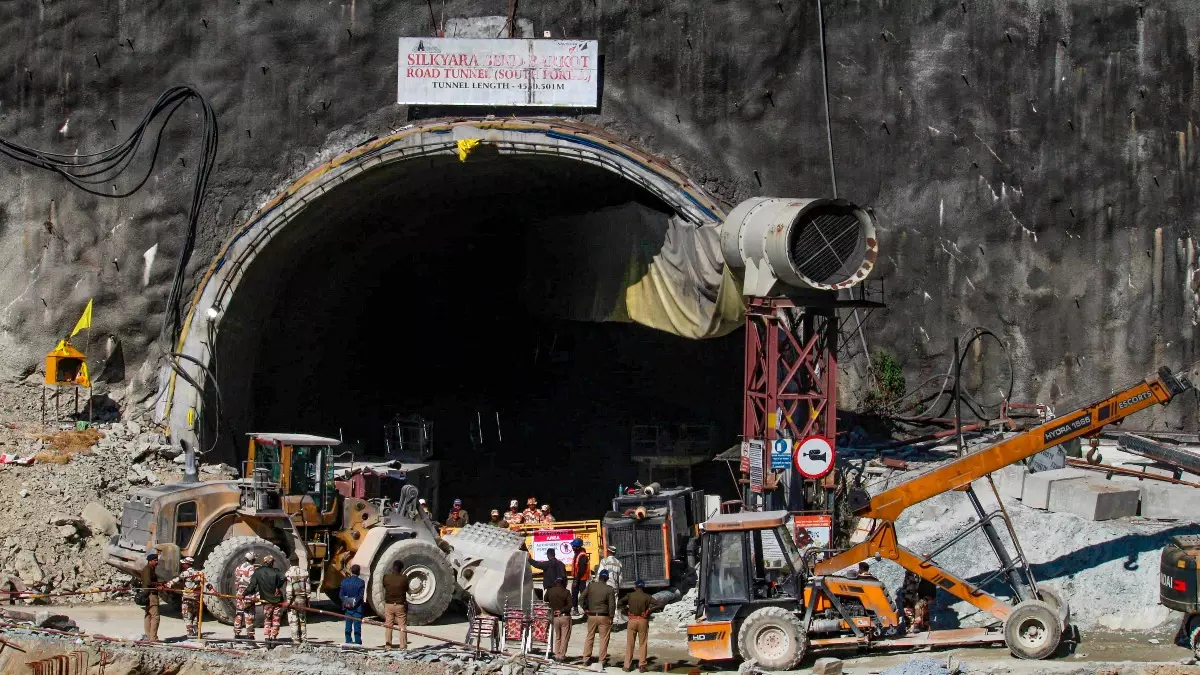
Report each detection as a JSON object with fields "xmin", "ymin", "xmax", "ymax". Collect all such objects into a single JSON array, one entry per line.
[{"xmin": 0, "ymin": 0, "xmax": 1198, "ymax": 426}]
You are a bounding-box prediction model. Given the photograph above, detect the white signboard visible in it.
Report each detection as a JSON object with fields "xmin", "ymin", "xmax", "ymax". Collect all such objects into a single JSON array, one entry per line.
[
  {"xmin": 398, "ymin": 37, "xmax": 599, "ymax": 107},
  {"xmin": 748, "ymin": 439, "xmax": 765, "ymax": 493},
  {"xmin": 793, "ymin": 436, "xmax": 835, "ymax": 479}
]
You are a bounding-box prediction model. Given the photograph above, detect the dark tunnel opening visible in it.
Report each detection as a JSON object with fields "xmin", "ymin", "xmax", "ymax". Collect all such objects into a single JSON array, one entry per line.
[{"xmin": 210, "ymin": 152, "xmax": 743, "ymax": 520}]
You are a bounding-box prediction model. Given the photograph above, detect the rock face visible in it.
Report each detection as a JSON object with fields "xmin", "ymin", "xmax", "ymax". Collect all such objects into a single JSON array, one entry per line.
[
  {"xmin": 81, "ymin": 502, "xmax": 118, "ymax": 537},
  {"xmin": 0, "ymin": 0, "xmax": 1196, "ymax": 435}
]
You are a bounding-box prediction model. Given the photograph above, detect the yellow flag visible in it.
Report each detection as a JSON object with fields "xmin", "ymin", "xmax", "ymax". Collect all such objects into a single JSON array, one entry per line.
[
  {"xmin": 456, "ymin": 138, "xmax": 481, "ymax": 162},
  {"xmin": 70, "ymin": 299, "xmax": 93, "ymax": 337}
]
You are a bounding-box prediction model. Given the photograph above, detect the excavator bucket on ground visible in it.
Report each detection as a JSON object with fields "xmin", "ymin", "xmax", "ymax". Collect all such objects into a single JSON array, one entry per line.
[{"xmin": 443, "ymin": 523, "xmax": 533, "ymax": 615}]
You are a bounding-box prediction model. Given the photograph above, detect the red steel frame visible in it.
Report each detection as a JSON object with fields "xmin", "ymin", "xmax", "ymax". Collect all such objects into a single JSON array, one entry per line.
[{"xmin": 742, "ymin": 297, "xmax": 839, "ymax": 458}]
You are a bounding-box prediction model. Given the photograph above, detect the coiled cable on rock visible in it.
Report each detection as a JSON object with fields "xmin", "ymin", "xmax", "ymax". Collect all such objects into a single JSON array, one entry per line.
[
  {"xmin": 889, "ymin": 327, "xmax": 1014, "ymax": 422},
  {"xmin": 0, "ymin": 86, "xmax": 218, "ymax": 347}
]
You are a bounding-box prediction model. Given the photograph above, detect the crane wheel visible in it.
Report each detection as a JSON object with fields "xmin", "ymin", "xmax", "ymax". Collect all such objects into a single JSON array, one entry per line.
[
  {"xmin": 736, "ymin": 607, "xmax": 807, "ymax": 670},
  {"xmin": 1004, "ymin": 600, "xmax": 1062, "ymax": 660},
  {"xmin": 202, "ymin": 535, "xmax": 287, "ymax": 625},
  {"xmin": 1036, "ymin": 584, "xmax": 1071, "ymax": 629},
  {"xmin": 369, "ymin": 538, "xmax": 454, "ymax": 626}
]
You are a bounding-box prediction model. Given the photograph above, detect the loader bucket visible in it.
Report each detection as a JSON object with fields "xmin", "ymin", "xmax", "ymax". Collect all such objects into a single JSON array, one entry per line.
[{"xmin": 442, "ymin": 524, "xmax": 533, "ymax": 615}]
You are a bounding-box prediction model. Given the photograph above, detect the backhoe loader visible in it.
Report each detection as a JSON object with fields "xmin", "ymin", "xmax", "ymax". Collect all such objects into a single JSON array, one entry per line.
[{"xmin": 689, "ymin": 366, "xmax": 1193, "ymax": 668}]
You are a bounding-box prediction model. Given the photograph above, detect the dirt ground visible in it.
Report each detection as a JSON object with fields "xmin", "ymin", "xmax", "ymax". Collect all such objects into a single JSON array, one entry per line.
[{"xmin": 2, "ymin": 601, "xmax": 1195, "ymax": 674}]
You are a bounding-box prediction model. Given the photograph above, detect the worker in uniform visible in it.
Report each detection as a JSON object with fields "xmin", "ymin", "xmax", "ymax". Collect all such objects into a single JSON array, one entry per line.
[
  {"xmin": 521, "ymin": 496, "xmax": 541, "ymax": 524},
  {"xmin": 539, "ymin": 504, "xmax": 556, "ymax": 523},
  {"xmin": 570, "ymin": 538, "xmax": 591, "ymax": 617},
  {"xmin": 598, "ymin": 546, "xmax": 624, "ymax": 623},
  {"xmin": 544, "ymin": 576, "xmax": 572, "ymax": 662},
  {"xmin": 284, "ymin": 557, "xmax": 310, "ymax": 643},
  {"xmin": 167, "ymin": 556, "xmax": 207, "ymax": 639},
  {"xmin": 487, "ymin": 509, "xmax": 506, "ymax": 527},
  {"xmin": 233, "ymin": 551, "xmax": 258, "ymax": 640},
  {"xmin": 899, "ymin": 570, "xmax": 937, "ymax": 633},
  {"xmin": 242, "ymin": 554, "xmax": 286, "ymax": 642},
  {"xmin": 620, "ymin": 580, "xmax": 657, "ymax": 672},
  {"xmin": 445, "ymin": 498, "xmax": 469, "ymax": 527},
  {"xmin": 140, "ymin": 552, "xmax": 161, "ymax": 642},
  {"xmin": 382, "ymin": 559, "xmax": 409, "ymax": 650},
  {"xmin": 580, "ymin": 569, "xmax": 617, "ymax": 668},
  {"xmin": 503, "ymin": 500, "xmax": 524, "ymax": 528}
]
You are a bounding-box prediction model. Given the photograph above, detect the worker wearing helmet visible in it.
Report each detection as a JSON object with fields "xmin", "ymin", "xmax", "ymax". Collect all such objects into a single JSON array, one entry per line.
[
  {"xmin": 598, "ymin": 545, "xmax": 624, "ymax": 623},
  {"xmin": 503, "ymin": 500, "xmax": 524, "ymax": 528},
  {"xmin": 539, "ymin": 504, "xmax": 556, "ymax": 524},
  {"xmin": 570, "ymin": 538, "xmax": 591, "ymax": 617},
  {"xmin": 446, "ymin": 498, "xmax": 469, "ymax": 528},
  {"xmin": 521, "ymin": 497, "xmax": 541, "ymax": 524},
  {"xmin": 233, "ymin": 551, "xmax": 258, "ymax": 640},
  {"xmin": 167, "ymin": 556, "xmax": 208, "ymax": 639}
]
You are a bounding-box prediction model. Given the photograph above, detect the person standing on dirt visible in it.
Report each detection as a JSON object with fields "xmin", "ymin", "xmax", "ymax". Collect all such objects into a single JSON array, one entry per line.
[
  {"xmin": 382, "ymin": 559, "xmax": 409, "ymax": 650},
  {"xmin": 570, "ymin": 538, "xmax": 591, "ymax": 617},
  {"xmin": 139, "ymin": 552, "xmax": 161, "ymax": 642},
  {"xmin": 167, "ymin": 556, "xmax": 207, "ymax": 639},
  {"xmin": 340, "ymin": 564, "xmax": 366, "ymax": 646},
  {"xmin": 242, "ymin": 554, "xmax": 285, "ymax": 642},
  {"xmin": 620, "ymin": 580, "xmax": 657, "ymax": 673},
  {"xmin": 598, "ymin": 546, "xmax": 624, "ymax": 622},
  {"xmin": 545, "ymin": 576, "xmax": 572, "ymax": 662},
  {"xmin": 580, "ymin": 569, "xmax": 616, "ymax": 668},
  {"xmin": 233, "ymin": 551, "xmax": 258, "ymax": 640},
  {"xmin": 284, "ymin": 556, "xmax": 310, "ymax": 643},
  {"xmin": 445, "ymin": 498, "xmax": 469, "ymax": 527}
]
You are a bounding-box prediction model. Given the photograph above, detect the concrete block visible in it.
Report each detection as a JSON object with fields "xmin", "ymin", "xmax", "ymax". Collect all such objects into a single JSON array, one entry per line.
[
  {"xmin": 812, "ymin": 658, "xmax": 843, "ymax": 675},
  {"xmin": 992, "ymin": 463, "xmax": 1029, "ymax": 500},
  {"xmin": 1022, "ymin": 468, "xmax": 1090, "ymax": 509},
  {"xmin": 1047, "ymin": 479, "xmax": 1140, "ymax": 521},
  {"xmin": 1029, "ymin": 445, "xmax": 1067, "ymax": 473},
  {"xmin": 1139, "ymin": 482, "xmax": 1200, "ymax": 519}
]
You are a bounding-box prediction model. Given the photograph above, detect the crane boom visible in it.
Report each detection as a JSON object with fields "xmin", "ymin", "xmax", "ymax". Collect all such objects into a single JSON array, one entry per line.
[{"xmin": 861, "ymin": 366, "xmax": 1193, "ymax": 522}]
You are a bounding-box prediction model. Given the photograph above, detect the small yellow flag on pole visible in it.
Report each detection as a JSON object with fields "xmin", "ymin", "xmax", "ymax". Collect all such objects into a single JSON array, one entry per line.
[{"xmin": 70, "ymin": 299, "xmax": 93, "ymax": 338}]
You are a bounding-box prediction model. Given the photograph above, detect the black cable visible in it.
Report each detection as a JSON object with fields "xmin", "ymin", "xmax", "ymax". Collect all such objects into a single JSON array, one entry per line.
[
  {"xmin": 0, "ymin": 86, "xmax": 219, "ymax": 346},
  {"xmin": 170, "ymin": 351, "xmax": 231, "ymax": 456}
]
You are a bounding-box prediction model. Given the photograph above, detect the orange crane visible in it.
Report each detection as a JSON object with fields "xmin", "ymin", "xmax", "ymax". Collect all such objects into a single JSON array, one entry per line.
[{"xmin": 687, "ymin": 367, "xmax": 1193, "ymax": 667}]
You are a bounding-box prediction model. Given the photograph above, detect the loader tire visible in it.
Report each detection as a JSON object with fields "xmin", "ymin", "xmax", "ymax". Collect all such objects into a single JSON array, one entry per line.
[
  {"xmin": 202, "ymin": 535, "xmax": 287, "ymax": 625},
  {"xmin": 736, "ymin": 606, "xmax": 807, "ymax": 670},
  {"xmin": 369, "ymin": 538, "xmax": 454, "ymax": 626},
  {"xmin": 1004, "ymin": 600, "xmax": 1062, "ymax": 660},
  {"xmin": 1036, "ymin": 584, "xmax": 1070, "ymax": 629}
]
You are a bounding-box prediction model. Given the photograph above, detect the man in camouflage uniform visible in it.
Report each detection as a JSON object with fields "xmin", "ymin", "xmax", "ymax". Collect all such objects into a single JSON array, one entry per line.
[
  {"xmin": 521, "ymin": 496, "xmax": 541, "ymax": 524},
  {"xmin": 233, "ymin": 551, "xmax": 258, "ymax": 640},
  {"xmin": 168, "ymin": 556, "xmax": 207, "ymax": 638},
  {"xmin": 284, "ymin": 558, "xmax": 310, "ymax": 643},
  {"xmin": 503, "ymin": 500, "xmax": 524, "ymax": 528}
]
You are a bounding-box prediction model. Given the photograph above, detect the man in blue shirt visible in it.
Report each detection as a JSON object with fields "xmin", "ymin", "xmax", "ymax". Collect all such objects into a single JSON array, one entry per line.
[{"xmin": 339, "ymin": 564, "xmax": 366, "ymax": 646}]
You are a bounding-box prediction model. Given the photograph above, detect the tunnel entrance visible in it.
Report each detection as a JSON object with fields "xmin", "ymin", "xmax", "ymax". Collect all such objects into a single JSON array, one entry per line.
[{"xmin": 172, "ymin": 121, "xmax": 743, "ymax": 519}]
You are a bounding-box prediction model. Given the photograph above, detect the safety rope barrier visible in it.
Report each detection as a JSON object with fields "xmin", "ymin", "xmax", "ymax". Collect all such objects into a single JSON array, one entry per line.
[{"xmin": 0, "ymin": 583, "xmax": 598, "ymax": 671}]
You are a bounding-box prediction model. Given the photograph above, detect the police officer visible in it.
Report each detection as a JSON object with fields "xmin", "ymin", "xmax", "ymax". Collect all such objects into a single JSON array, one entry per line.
[
  {"xmin": 580, "ymin": 569, "xmax": 616, "ymax": 668},
  {"xmin": 544, "ymin": 577, "xmax": 572, "ymax": 662},
  {"xmin": 168, "ymin": 556, "xmax": 207, "ymax": 638},
  {"xmin": 233, "ymin": 551, "xmax": 258, "ymax": 640},
  {"xmin": 284, "ymin": 556, "xmax": 310, "ymax": 643},
  {"xmin": 620, "ymin": 580, "xmax": 657, "ymax": 672},
  {"xmin": 140, "ymin": 552, "xmax": 161, "ymax": 641}
]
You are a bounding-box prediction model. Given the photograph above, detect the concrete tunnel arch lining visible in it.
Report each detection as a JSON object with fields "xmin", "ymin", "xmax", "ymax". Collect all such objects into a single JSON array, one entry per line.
[{"xmin": 158, "ymin": 117, "xmax": 730, "ymax": 449}]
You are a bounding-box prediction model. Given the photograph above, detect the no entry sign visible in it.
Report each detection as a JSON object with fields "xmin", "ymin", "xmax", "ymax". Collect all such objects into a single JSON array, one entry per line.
[{"xmin": 793, "ymin": 436, "xmax": 835, "ymax": 479}]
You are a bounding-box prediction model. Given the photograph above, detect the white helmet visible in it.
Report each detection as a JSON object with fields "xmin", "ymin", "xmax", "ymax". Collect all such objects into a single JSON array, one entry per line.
[{"xmin": 244, "ymin": 551, "xmax": 256, "ymax": 562}]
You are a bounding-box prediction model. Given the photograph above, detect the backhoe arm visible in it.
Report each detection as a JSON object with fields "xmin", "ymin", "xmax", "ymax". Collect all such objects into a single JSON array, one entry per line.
[{"xmin": 861, "ymin": 366, "xmax": 1192, "ymax": 523}]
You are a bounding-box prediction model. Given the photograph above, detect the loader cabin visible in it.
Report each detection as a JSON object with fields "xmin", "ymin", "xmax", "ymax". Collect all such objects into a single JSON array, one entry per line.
[
  {"xmin": 696, "ymin": 510, "xmax": 805, "ymax": 615},
  {"xmin": 244, "ymin": 433, "xmax": 341, "ymax": 525}
]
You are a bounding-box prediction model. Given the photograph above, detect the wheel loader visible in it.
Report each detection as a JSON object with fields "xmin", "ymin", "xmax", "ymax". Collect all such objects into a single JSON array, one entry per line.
[
  {"xmin": 104, "ymin": 433, "xmax": 530, "ymax": 625},
  {"xmin": 689, "ymin": 366, "xmax": 1193, "ymax": 668}
]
